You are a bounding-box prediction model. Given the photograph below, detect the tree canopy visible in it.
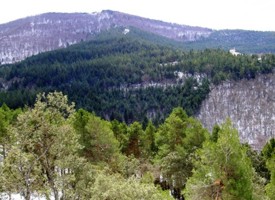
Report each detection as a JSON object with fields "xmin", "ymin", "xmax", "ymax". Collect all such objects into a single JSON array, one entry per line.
[
  {"xmin": 0, "ymin": 92, "xmax": 273, "ymax": 199},
  {"xmin": 184, "ymin": 120, "xmax": 254, "ymax": 199}
]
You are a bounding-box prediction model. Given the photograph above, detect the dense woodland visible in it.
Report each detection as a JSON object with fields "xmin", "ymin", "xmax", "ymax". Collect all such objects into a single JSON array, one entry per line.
[
  {"xmin": 0, "ymin": 31, "xmax": 275, "ymax": 124},
  {"xmin": 0, "ymin": 92, "xmax": 274, "ymax": 199}
]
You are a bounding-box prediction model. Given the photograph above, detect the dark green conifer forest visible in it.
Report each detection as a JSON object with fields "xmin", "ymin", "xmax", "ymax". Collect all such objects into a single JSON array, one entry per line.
[{"xmin": 0, "ymin": 31, "xmax": 275, "ymax": 124}]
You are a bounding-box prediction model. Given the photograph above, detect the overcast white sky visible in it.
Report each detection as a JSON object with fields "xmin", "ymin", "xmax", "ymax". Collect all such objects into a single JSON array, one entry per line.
[{"xmin": 1, "ymin": 0, "xmax": 275, "ymax": 31}]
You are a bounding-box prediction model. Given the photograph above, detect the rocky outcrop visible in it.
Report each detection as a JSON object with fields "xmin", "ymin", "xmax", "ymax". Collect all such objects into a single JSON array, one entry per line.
[
  {"xmin": 0, "ymin": 10, "xmax": 212, "ymax": 64},
  {"xmin": 198, "ymin": 73, "xmax": 275, "ymax": 149}
]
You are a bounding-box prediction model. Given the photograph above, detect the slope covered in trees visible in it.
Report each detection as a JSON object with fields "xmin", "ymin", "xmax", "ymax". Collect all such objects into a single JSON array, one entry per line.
[
  {"xmin": 184, "ymin": 29, "xmax": 275, "ymax": 53},
  {"xmin": 0, "ymin": 92, "xmax": 274, "ymax": 199},
  {"xmin": 0, "ymin": 31, "xmax": 275, "ymax": 124}
]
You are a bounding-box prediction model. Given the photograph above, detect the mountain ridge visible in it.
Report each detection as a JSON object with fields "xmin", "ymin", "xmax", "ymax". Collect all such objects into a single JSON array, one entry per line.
[
  {"xmin": 0, "ymin": 10, "xmax": 212, "ymax": 64},
  {"xmin": 2, "ymin": 10, "xmax": 275, "ymax": 65}
]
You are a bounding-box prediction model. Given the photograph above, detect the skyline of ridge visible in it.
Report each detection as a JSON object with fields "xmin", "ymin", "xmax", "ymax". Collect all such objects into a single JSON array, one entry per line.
[{"xmin": 1, "ymin": 0, "xmax": 275, "ymax": 31}]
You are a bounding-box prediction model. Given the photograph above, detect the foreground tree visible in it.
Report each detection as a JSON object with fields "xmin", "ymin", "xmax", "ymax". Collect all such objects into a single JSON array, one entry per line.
[
  {"xmin": 125, "ymin": 122, "xmax": 144, "ymax": 158},
  {"xmin": 0, "ymin": 104, "xmax": 20, "ymax": 159},
  {"xmin": 265, "ymin": 156, "xmax": 275, "ymax": 199},
  {"xmin": 184, "ymin": 120, "xmax": 253, "ymax": 200},
  {"xmin": 111, "ymin": 119, "xmax": 128, "ymax": 152},
  {"xmin": 155, "ymin": 107, "xmax": 208, "ymax": 197},
  {"xmin": 143, "ymin": 120, "xmax": 157, "ymax": 158},
  {"xmin": 0, "ymin": 146, "xmax": 45, "ymax": 200},
  {"xmin": 1, "ymin": 92, "xmax": 85, "ymax": 199},
  {"xmin": 262, "ymin": 138, "xmax": 275, "ymax": 199},
  {"xmin": 89, "ymin": 171, "xmax": 172, "ymax": 200},
  {"xmin": 155, "ymin": 107, "xmax": 188, "ymax": 159},
  {"xmin": 74, "ymin": 109, "xmax": 120, "ymax": 164}
]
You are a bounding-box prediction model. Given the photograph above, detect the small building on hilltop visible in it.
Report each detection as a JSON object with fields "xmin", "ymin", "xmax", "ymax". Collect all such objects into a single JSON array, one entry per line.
[{"xmin": 230, "ymin": 48, "xmax": 241, "ymax": 56}]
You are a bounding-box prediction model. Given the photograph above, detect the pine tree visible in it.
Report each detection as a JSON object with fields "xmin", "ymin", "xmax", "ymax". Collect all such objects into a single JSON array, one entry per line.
[
  {"xmin": 143, "ymin": 120, "xmax": 157, "ymax": 158},
  {"xmin": 155, "ymin": 108, "xmax": 208, "ymax": 191},
  {"xmin": 184, "ymin": 119, "xmax": 253, "ymax": 200},
  {"xmin": 1, "ymin": 92, "xmax": 85, "ymax": 199},
  {"xmin": 263, "ymin": 138, "xmax": 275, "ymax": 199},
  {"xmin": 74, "ymin": 109, "xmax": 120, "ymax": 163}
]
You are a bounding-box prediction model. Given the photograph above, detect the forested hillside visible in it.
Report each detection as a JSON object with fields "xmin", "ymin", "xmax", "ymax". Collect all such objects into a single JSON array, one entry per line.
[
  {"xmin": 0, "ymin": 30, "xmax": 275, "ymax": 124},
  {"xmin": 0, "ymin": 28, "xmax": 275, "ymax": 199},
  {"xmin": 1, "ymin": 9, "xmax": 275, "ymax": 200},
  {"xmin": 185, "ymin": 29, "xmax": 275, "ymax": 53}
]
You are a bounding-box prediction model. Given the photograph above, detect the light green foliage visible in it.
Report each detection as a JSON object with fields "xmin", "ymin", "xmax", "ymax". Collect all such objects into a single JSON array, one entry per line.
[
  {"xmin": 74, "ymin": 109, "xmax": 120, "ymax": 166},
  {"xmin": 263, "ymin": 138, "xmax": 275, "ymax": 199},
  {"xmin": 156, "ymin": 107, "xmax": 188, "ymax": 158},
  {"xmin": 70, "ymin": 162, "xmax": 98, "ymax": 199},
  {"xmin": 1, "ymin": 92, "xmax": 85, "ymax": 199},
  {"xmin": 1, "ymin": 90, "xmax": 272, "ymax": 199},
  {"xmin": 184, "ymin": 119, "xmax": 253, "ymax": 200},
  {"xmin": 0, "ymin": 104, "xmax": 20, "ymax": 158},
  {"xmin": 266, "ymin": 156, "xmax": 275, "ymax": 199},
  {"xmin": 183, "ymin": 117, "xmax": 209, "ymax": 153},
  {"xmin": 119, "ymin": 154, "xmax": 141, "ymax": 178},
  {"xmin": 111, "ymin": 119, "xmax": 128, "ymax": 152},
  {"xmin": 0, "ymin": 104, "xmax": 12, "ymax": 142},
  {"xmin": 0, "ymin": 147, "xmax": 46, "ymax": 200},
  {"xmin": 155, "ymin": 108, "xmax": 208, "ymax": 189},
  {"xmin": 85, "ymin": 115, "xmax": 120, "ymax": 162},
  {"xmin": 89, "ymin": 171, "xmax": 171, "ymax": 200}
]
